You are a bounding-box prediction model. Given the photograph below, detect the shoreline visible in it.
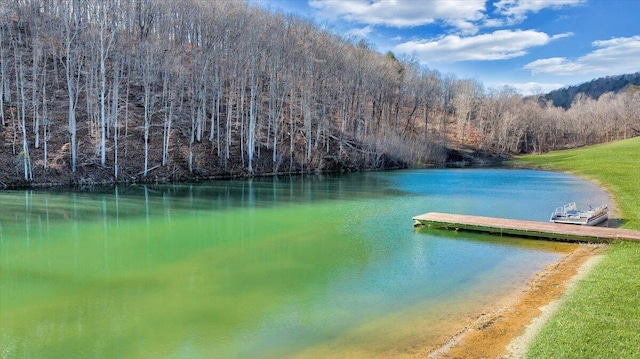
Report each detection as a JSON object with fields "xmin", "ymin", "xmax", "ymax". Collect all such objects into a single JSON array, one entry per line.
[
  {"xmin": 427, "ymin": 243, "xmax": 605, "ymax": 358},
  {"xmin": 505, "ymin": 252, "xmax": 604, "ymax": 357}
]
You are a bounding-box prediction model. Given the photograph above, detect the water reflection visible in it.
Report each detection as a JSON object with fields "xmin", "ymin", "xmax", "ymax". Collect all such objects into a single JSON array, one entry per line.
[{"xmin": 0, "ymin": 174, "xmax": 399, "ymax": 226}]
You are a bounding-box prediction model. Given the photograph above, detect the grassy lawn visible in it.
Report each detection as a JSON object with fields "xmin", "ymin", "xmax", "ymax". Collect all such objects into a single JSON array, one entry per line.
[{"xmin": 511, "ymin": 137, "xmax": 640, "ymax": 358}]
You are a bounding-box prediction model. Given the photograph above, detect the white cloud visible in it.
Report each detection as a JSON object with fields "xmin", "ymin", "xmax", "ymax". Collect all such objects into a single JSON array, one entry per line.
[
  {"xmin": 482, "ymin": 18, "xmax": 506, "ymax": 28},
  {"xmin": 394, "ymin": 30, "xmax": 572, "ymax": 62},
  {"xmin": 494, "ymin": 0, "xmax": 585, "ymax": 23},
  {"xmin": 309, "ymin": 0, "xmax": 485, "ymax": 32},
  {"xmin": 305, "ymin": 0, "xmax": 587, "ymax": 37},
  {"xmin": 524, "ymin": 35, "xmax": 640, "ymax": 76},
  {"xmin": 494, "ymin": 82, "xmax": 565, "ymax": 96},
  {"xmin": 346, "ymin": 25, "xmax": 374, "ymax": 39},
  {"xmin": 448, "ymin": 19, "xmax": 481, "ymax": 36}
]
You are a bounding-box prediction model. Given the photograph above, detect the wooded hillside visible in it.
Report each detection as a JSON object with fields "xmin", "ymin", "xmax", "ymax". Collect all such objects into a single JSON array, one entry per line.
[
  {"xmin": 543, "ymin": 73, "xmax": 640, "ymax": 109},
  {"xmin": 1, "ymin": 0, "xmax": 639, "ymax": 187}
]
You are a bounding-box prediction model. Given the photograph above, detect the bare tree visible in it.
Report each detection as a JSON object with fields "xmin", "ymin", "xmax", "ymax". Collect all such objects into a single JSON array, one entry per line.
[
  {"xmin": 1, "ymin": 0, "xmax": 637, "ymax": 186},
  {"xmin": 58, "ymin": 2, "xmax": 84, "ymax": 173},
  {"xmin": 12, "ymin": 25, "xmax": 32, "ymax": 180},
  {"xmin": 93, "ymin": 1, "xmax": 116, "ymax": 167},
  {"xmin": 139, "ymin": 42, "xmax": 157, "ymax": 177},
  {"xmin": 0, "ymin": 6, "xmax": 11, "ymax": 128}
]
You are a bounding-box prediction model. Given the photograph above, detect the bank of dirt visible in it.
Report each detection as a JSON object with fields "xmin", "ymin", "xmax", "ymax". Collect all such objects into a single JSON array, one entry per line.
[{"xmin": 428, "ymin": 244, "xmax": 605, "ymax": 359}]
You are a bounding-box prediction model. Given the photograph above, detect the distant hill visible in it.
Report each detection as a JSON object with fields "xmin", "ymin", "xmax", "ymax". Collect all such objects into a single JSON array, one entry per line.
[{"xmin": 543, "ymin": 72, "xmax": 640, "ymax": 109}]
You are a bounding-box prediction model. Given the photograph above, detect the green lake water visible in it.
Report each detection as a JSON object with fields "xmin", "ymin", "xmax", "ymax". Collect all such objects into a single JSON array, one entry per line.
[{"xmin": 0, "ymin": 169, "xmax": 609, "ymax": 358}]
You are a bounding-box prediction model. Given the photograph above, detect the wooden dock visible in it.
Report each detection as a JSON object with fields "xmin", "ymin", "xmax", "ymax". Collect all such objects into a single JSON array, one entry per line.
[{"xmin": 413, "ymin": 212, "xmax": 640, "ymax": 243}]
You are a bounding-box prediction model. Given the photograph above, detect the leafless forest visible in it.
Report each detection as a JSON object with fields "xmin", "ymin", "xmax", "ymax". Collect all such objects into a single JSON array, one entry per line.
[{"xmin": 1, "ymin": 0, "xmax": 639, "ymax": 187}]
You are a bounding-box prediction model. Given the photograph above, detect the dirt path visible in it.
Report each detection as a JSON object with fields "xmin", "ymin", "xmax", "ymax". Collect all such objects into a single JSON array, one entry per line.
[{"xmin": 428, "ymin": 244, "xmax": 605, "ymax": 359}]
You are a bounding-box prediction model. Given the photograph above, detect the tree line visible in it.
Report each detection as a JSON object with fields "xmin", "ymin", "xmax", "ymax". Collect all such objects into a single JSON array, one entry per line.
[
  {"xmin": 544, "ymin": 73, "xmax": 640, "ymax": 109},
  {"xmin": 1, "ymin": 0, "xmax": 638, "ymax": 186}
]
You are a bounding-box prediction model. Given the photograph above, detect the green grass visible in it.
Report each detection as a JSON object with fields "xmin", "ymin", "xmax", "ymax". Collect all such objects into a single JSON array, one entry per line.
[
  {"xmin": 525, "ymin": 241, "xmax": 640, "ymax": 358},
  {"xmin": 511, "ymin": 137, "xmax": 640, "ymax": 358}
]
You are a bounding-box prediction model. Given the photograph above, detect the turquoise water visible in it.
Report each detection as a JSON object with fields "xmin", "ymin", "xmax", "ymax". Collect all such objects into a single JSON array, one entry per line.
[{"xmin": 0, "ymin": 169, "xmax": 609, "ymax": 358}]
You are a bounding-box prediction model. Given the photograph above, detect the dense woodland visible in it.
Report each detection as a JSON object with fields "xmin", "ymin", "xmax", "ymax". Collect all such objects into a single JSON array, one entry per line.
[
  {"xmin": 1, "ymin": 0, "xmax": 639, "ymax": 187},
  {"xmin": 544, "ymin": 73, "xmax": 640, "ymax": 109}
]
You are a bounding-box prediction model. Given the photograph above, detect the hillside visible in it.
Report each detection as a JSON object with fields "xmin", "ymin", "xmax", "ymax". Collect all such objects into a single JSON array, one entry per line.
[
  {"xmin": 1, "ymin": 0, "xmax": 638, "ymax": 188},
  {"xmin": 543, "ymin": 72, "xmax": 640, "ymax": 109}
]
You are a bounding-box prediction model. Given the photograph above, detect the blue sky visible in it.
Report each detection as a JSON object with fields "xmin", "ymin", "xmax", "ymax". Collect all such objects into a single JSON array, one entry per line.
[{"xmin": 252, "ymin": 0, "xmax": 640, "ymax": 95}]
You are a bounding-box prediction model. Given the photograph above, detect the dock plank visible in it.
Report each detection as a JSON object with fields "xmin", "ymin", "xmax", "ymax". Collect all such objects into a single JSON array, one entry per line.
[{"xmin": 413, "ymin": 212, "xmax": 640, "ymax": 242}]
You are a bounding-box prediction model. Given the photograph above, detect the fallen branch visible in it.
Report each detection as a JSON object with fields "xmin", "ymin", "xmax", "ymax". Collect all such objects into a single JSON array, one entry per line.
[
  {"xmin": 326, "ymin": 134, "xmax": 374, "ymax": 154},
  {"xmin": 135, "ymin": 165, "xmax": 161, "ymax": 177}
]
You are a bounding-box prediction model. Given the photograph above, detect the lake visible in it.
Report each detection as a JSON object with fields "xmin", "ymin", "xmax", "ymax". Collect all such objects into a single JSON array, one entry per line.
[{"xmin": 0, "ymin": 169, "xmax": 609, "ymax": 358}]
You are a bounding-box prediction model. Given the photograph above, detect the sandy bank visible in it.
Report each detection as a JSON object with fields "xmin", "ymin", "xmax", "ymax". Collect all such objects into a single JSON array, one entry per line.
[{"xmin": 427, "ymin": 244, "xmax": 605, "ymax": 359}]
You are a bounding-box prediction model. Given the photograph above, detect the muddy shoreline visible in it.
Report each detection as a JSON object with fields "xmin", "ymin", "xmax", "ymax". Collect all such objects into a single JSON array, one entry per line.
[{"xmin": 427, "ymin": 244, "xmax": 605, "ymax": 358}]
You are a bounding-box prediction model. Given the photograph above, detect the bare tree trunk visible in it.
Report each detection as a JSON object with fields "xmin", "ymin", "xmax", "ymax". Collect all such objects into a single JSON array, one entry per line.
[
  {"xmin": 424, "ymin": 104, "xmax": 429, "ymax": 146},
  {"xmin": 111, "ymin": 57, "xmax": 122, "ymax": 180},
  {"xmin": 0, "ymin": 19, "xmax": 9, "ymax": 128},
  {"xmin": 247, "ymin": 57, "xmax": 257, "ymax": 174},
  {"xmin": 31, "ymin": 41, "xmax": 41, "ymax": 150},
  {"xmin": 239, "ymin": 79, "xmax": 246, "ymax": 169},
  {"xmin": 42, "ymin": 64, "xmax": 49, "ymax": 169},
  {"xmin": 289, "ymin": 88, "xmax": 295, "ymax": 173},
  {"xmin": 161, "ymin": 70, "xmax": 172, "ymax": 167},
  {"xmin": 62, "ymin": 14, "xmax": 83, "ymax": 173},
  {"xmin": 98, "ymin": 3, "xmax": 114, "ymax": 167},
  {"xmin": 225, "ymin": 85, "xmax": 233, "ymax": 171},
  {"xmin": 14, "ymin": 42, "xmax": 32, "ymax": 180},
  {"xmin": 188, "ymin": 82, "xmax": 197, "ymax": 173},
  {"xmin": 141, "ymin": 44, "xmax": 156, "ymax": 177}
]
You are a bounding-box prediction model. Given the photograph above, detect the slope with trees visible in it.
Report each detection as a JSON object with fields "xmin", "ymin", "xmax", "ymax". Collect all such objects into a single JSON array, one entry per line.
[
  {"xmin": 543, "ymin": 72, "xmax": 640, "ymax": 109},
  {"xmin": 1, "ymin": 0, "xmax": 638, "ymax": 188}
]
